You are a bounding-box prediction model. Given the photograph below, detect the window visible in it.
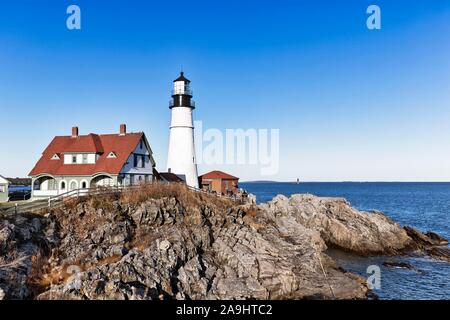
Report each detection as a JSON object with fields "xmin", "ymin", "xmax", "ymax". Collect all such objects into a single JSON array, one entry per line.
[
  {"xmin": 72, "ymin": 155, "xmax": 77, "ymax": 164},
  {"xmin": 48, "ymin": 179, "xmax": 57, "ymax": 190},
  {"xmin": 107, "ymin": 152, "xmax": 117, "ymax": 158},
  {"xmin": 61, "ymin": 181, "xmax": 66, "ymax": 189},
  {"xmin": 51, "ymin": 154, "xmax": 60, "ymax": 160},
  {"xmin": 140, "ymin": 140, "xmax": 143, "ymax": 150},
  {"xmin": 0, "ymin": 186, "xmax": 5, "ymax": 193},
  {"xmin": 82, "ymin": 154, "xmax": 88, "ymax": 164},
  {"xmin": 81, "ymin": 181, "xmax": 87, "ymax": 189},
  {"xmin": 133, "ymin": 154, "xmax": 145, "ymax": 168}
]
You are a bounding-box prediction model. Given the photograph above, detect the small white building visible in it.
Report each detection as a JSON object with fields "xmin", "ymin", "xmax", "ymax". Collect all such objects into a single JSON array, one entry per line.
[
  {"xmin": 0, "ymin": 175, "xmax": 10, "ymax": 202},
  {"xmin": 29, "ymin": 124, "xmax": 156, "ymax": 200}
]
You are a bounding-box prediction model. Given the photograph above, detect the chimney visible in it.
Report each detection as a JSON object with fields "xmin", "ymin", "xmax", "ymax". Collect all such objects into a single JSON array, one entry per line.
[
  {"xmin": 119, "ymin": 124, "xmax": 127, "ymax": 136},
  {"xmin": 71, "ymin": 126, "xmax": 79, "ymax": 138}
]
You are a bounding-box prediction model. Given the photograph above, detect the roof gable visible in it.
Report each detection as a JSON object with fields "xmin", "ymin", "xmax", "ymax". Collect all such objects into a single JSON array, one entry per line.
[{"xmin": 107, "ymin": 151, "xmax": 117, "ymax": 158}]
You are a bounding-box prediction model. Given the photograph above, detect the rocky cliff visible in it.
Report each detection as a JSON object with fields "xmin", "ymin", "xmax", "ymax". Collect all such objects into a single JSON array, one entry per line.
[{"xmin": 0, "ymin": 184, "xmax": 448, "ymax": 300}]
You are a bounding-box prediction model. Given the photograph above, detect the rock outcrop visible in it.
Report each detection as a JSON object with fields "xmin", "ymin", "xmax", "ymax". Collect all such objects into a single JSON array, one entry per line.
[
  {"xmin": 261, "ymin": 195, "xmax": 449, "ymax": 261},
  {"xmin": 0, "ymin": 186, "xmax": 448, "ymax": 300},
  {"xmin": 260, "ymin": 194, "xmax": 412, "ymax": 255},
  {"xmin": 404, "ymin": 227, "xmax": 450, "ymax": 262},
  {"xmin": 0, "ymin": 213, "xmax": 53, "ymax": 299}
]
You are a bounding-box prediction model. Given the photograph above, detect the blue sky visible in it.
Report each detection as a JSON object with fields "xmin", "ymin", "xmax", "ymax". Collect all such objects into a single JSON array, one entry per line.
[{"xmin": 0, "ymin": 0, "xmax": 449, "ymax": 181}]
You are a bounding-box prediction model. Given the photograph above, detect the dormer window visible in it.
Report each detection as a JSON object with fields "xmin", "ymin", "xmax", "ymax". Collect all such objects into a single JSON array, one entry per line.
[
  {"xmin": 107, "ymin": 152, "xmax": 117, "ymax": 158},
  {"xmin": 51, "ymin": 154, "xmax": 60, "ymax": 160},
  {"xmin": 64, "ymin": 153, "xmax": 96, "ymax": 164}
]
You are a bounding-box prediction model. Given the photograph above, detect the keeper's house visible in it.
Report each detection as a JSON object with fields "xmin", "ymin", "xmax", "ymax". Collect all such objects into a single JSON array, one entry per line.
[{"xmin": 29, "ymin": 124, "xmax": 156, "ymax": 200}]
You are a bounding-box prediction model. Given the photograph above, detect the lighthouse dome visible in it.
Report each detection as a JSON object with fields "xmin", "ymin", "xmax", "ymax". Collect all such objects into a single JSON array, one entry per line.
[{"xmin": 173, "ymin": 72, "xmax": 190, "ymax": 83}]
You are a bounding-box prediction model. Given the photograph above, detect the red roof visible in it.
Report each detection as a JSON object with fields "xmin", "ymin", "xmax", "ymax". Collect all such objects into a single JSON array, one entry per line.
[
  {"xmin": 63, "ymin": 133, "xmax": 104, "ymax": 153},
  {"xmin": 159, "ymin": 172, "xmax": 184, "ymax": 183},
  {"xmin": 199, "ymin": 170, "xmax": 239, "ymax": 180},
  {"xmin": 29, "ymin": 133, "xmax": 143, "ymax": 176}
]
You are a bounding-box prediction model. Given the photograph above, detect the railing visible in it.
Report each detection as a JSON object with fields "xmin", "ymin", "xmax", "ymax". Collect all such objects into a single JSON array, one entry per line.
[
  {"xmin": 169, "ymin": 100, "xmax": 195, "ymax": 108},
  {"xmin": 46, "ymin": 185, "xmax": 142, "ymax": 207},
  {"xmin": 171, "ymin": 89, "xmax": 193, "ymax": 96},
  {"xmin": 0, "ymin": 187, "xmax": 132, "ymax": 215},
  {"xmin": 1, "ymin": 183, "xmax": 248, "ymax": 216}
]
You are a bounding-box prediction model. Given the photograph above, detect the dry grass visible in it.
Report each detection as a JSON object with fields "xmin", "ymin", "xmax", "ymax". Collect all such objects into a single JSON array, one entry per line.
[
  {"xmin": 131, "ymin": 227, "xmax": 162, "ymax": 251},
  {"xmin": 27, "ymin": 251, "xmax": 123, "ymax": 297},
  {"xmin": 244, "ymin": 206, "xmax": 259, "ymax": 218},
  {"xmin": 52, "ymin": 183, "xmax": 236, "ymax": 218},
  {"xmin": 94, "ymin": 254, "xmax": 122, "ymax": 266},
  {"xmin": 28, "ymin": 250, "xmax": 89, "ymax": 288},
  {"xmin": 120, "ymin": 182, "xmax": 234, "ymax": 210},
  {"xmin": 242, "ymin": 206, "xmax": 265, "ymax": 231},
  {"xmin": 27, "ymin": 252, "xmax": 65, "ymax": 296},
  {"xmin": 54, "ymin": 188, "xmax": 120, "ymax": 213}
]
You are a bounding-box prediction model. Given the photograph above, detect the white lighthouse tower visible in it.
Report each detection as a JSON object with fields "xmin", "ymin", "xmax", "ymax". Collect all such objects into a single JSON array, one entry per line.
[{"xmin": 166, "ymin": 72, "xmax": 199, "ymax": 188}]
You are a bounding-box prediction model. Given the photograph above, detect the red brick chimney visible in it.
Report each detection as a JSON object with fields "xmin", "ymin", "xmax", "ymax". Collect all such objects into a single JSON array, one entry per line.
[
  {"xmin": 71, "ymin": 126, "xmax": 79, "ymax": 138},
  {"xmin": 119, "ymin": 124, "xmax": 127, "ymax": 136}
]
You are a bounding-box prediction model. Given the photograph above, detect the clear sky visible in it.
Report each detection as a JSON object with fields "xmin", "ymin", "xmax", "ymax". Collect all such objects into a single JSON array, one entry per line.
[{"xmin": 0, "ymin": 0, "xmax": 449, "ymax": 181}]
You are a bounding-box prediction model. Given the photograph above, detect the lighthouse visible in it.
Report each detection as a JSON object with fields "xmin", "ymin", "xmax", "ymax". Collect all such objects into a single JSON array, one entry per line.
[{"xmin": 166, "ymin": 72, "xmax": 199, "ymax": 188}]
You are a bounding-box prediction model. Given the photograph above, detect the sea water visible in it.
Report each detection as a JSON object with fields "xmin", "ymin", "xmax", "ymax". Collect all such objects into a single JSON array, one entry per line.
[{"xmin": 241, "ymin": 182, "xmax": 450, "ymax": 299}]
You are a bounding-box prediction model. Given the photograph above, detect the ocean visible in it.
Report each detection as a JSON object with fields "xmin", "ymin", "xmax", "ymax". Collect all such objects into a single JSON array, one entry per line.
[{"xmin": 240, "ymin": 182, "xmax": 450, "ymax": 300}]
